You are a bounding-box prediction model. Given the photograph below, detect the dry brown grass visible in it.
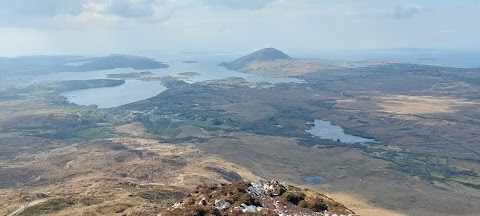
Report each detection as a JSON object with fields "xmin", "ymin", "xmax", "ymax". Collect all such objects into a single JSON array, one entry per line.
[
  {"xmin": 197, "ymin": 131, "xmax": 480, "ymax": 216},
  {"xmin": 377, "ymin": 95, "xmax": 477, "ymax": 114},
  {"xmin": 332, "ymin": 93, "xmax": 480, "ymax": 160},
  {"xmin": 242, "ymin": 59, "xmax": 392, "ymax": 77},
  {"xmin": 338, "ymin": 95, "xmax": 478, "ymax": 115},
  {"xmin": 114, "ymin": 123, "xmax": 147, "ymax": 137},
  {"xmin": 321, "ymin": 193, "xmax": 407, "ymax": 216},
  {"xmin": 0, "ymin": 99, "xmax": 33, "ymax": 108},
  {"xmin": 176, "ymin": 125, "xmax": 212, "ymax": 139},
  {"xmin": 0, "ymin": 135, "xmax": 259, "ymax": 216}
]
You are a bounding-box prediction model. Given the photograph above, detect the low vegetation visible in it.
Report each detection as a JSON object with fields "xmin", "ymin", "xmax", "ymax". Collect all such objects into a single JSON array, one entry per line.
[{"xmin": 1, "ymin": 52, "xmax": 480, "ymax": 215}]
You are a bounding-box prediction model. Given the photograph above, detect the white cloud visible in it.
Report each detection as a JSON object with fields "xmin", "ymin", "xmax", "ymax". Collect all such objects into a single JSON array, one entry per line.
[
  {"xmin": 108, "ymin": 0, "xmax": 157, "ymax": 18},
  {"xmin": 392, "ymin": 5, "xmax": 423, "ymax": 19},
  {"xmin": 1, "ymin": 0, "xmax": 479, "ymax": 56},
  {"xmin": 201, "ymin": 0, "xmax": 276, "ymax": 10},
  {"xmin": 0, "ymin": 0, "xmax": 86, "ymax": 27},
  {"xmin": 83, "ymin": 1, "xmax": 109, "ymax": 13}
]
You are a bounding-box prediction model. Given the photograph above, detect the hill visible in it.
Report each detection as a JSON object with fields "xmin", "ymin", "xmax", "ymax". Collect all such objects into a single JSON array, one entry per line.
[
  {"xmin": 163, "ymin": 180, "xmax": 354, "ymax": 216},
  {"xmin": 218, "ymin": 48, "xmax": 388, "ymax": 77},
  {"xmin": 219, "ymin": 48, "xmax": 291, "ymax": 70}
]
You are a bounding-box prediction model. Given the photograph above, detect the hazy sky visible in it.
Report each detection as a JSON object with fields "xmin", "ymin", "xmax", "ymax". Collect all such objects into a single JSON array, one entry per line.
[{"xmin": 1, "ymin": 0, "xmax": 479, "ymax": 56}]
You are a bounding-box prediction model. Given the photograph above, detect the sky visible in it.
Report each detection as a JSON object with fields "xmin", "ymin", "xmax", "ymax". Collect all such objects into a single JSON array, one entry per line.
[{"xmin": 1, "ymin": 0, "xmax": 479, "ymax": 56}]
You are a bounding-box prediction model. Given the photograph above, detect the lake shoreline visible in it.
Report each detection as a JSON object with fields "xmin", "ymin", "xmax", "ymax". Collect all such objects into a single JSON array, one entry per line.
[{"xmin": 306, "ymin": 119, "xmax": 377, "ymax": 144}]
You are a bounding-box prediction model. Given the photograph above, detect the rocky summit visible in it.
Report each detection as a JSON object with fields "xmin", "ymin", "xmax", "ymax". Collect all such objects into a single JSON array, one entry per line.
[{"xmin": 162, "ymin": 180, "xmax": 355, "ymax": 216}]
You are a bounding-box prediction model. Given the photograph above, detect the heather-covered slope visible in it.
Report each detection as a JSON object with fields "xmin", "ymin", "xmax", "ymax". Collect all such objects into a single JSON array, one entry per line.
[{"xmin": 163, "ymin": 180, "xmax": 354, "ymax": 216}]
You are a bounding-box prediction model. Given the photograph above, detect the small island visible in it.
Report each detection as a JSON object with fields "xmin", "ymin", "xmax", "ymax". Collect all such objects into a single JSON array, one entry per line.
[
  {"xmin": 0, "ymin": 54, "xmax": 169, "ymax": 78},
  {"xmin": 106, "ymin": 71, "xmax": 154, "ymax": 79},
  {"xmin": 182, "ymin": 60, "xmax": 198, "ymax": 63},
  {"xmin": 178, "ymin": 72, "xmax": 201, "ymax": 76},
  {"xmin": 28, "ymin": 79, "xmax": 125, "ymax": 92}
]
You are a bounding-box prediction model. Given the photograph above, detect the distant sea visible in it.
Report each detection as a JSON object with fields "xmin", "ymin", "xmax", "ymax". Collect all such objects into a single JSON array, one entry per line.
[
  {"xmin": 136, "ymin": 50, "xmax": 480, "ymax": 69},
  {"xmin": 291, "ymin": 50, "xmax": 480, "ymax": 69}
]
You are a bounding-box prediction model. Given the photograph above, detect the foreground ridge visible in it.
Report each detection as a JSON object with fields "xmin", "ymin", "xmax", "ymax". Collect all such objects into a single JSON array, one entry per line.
[{"xmin": 162, "ymin": 179, "xmax": 355, "ymax": 216}]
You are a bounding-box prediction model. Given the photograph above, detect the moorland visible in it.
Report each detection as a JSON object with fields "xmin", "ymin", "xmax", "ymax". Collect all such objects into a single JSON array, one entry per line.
[{"xmin": 0, "ymin": 49, "xmax": 479, "ymax": 215}]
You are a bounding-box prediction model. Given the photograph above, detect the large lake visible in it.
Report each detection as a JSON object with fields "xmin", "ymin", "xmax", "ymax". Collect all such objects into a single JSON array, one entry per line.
[
  {"xmin": 10, "ymin": 50, "xmax": 480, "ymax": 108},
  {"xmin": 306, "ymin": 119, "xmax": 377, "ymax": 144},
  {"xmin": 60, "ymin": 80, "xmax": 167, "ymax": 108},
  {"xmin": 22, "ymin": 53, "xmax": 303, "ymax": 108}
]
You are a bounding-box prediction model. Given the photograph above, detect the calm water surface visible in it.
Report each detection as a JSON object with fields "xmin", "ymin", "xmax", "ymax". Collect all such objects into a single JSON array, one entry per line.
[
  {"xmin": 10, "ymin": 51, "xmax": 480, "ymax": 108},
  {"xmin": 304, "ymin": 176, "xmax": 326, "ymax": 184},
  {"xmin": 60, "ymin": 79, "xmax": 166, "ymax": 108},
  {"xmin": 306, "ymin": 119, "xmax": 377, "ymax": 144},
  {"xmin": 35, "ymin": 54, "xmax": 303, "ymax": 108}
]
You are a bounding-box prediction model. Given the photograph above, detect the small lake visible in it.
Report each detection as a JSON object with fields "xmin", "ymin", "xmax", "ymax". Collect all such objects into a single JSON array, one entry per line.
[
  {"xmin": 304, "ymin": 176, "xmax": 326, "ymax": 184},
  {"xmin": 306, "ymin": 119, "xmax": 377, "ymax": 144}
]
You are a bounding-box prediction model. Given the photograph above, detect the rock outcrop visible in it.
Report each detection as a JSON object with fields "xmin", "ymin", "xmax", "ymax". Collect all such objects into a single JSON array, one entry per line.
[{"xmin": 162, "ymin": 180, "xmax": 355, "ymax": 216}]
